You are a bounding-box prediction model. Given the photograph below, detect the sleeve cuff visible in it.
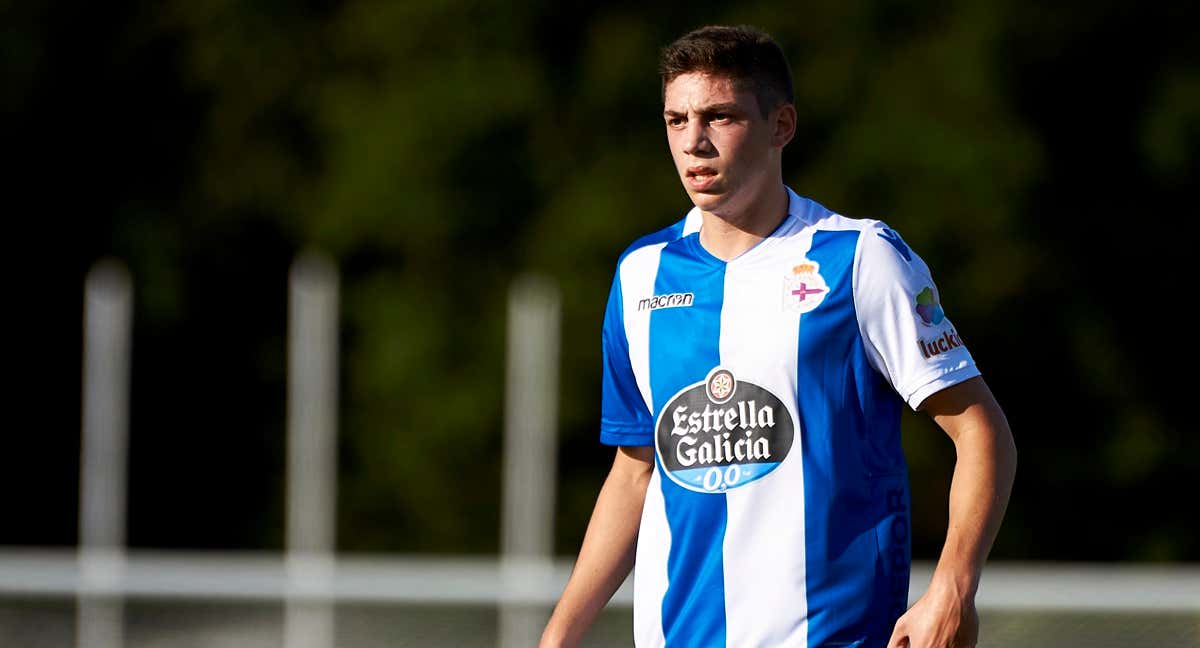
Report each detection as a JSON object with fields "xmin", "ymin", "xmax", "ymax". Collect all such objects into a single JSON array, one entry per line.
[
  {"xmin": 599, "ymin": 423, "xmax": 654, "ymax": 447},
  {"xmin": 903, "ymin": 364, "xmax": 981, "ymax": 410}
]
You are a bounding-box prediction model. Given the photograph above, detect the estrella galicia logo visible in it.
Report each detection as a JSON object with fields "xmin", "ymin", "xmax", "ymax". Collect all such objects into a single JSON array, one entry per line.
[
  {"xmin": 654, "ymin": 367, "xmax": 795, "ymax": 493},
  {"xmin": 878, "ymin": 228, "xmax": 912, "ymax": 262}
]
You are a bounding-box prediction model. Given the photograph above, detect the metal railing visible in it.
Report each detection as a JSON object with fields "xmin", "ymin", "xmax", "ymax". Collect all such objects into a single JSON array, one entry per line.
[{"xmin": 2, "ymin": 256, "xmax": 1195, "ymax": 648}]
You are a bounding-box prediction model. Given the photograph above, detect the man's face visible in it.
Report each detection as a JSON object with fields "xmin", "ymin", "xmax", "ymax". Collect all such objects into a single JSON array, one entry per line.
[{"xmin": 663, "ymin": 72, "xmax": 784, "ymax": 215}]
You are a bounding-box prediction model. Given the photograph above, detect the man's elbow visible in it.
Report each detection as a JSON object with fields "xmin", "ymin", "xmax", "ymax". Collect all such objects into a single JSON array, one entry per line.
[
  {"xmin": 609, "ymin": 445, "xmax": 655, "ymax": 487},
  {"xmin": 994, "ymin": 420, "xmax": 1018, "ymax": 483},
  {"xmin": 1006, "ymin": 429, "xmax": 1018, "ymax": 475}
]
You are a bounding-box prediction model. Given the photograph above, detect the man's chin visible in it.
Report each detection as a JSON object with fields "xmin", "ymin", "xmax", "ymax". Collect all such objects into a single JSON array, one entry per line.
[{"xmin": 687, "ymin": 189, "xmax": 728, "ymax": 211}]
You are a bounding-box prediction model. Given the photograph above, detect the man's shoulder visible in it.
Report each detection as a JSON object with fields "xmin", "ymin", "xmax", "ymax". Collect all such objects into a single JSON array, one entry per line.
[
  {"xmin": 798, "ymin": 204, "xmax": 883, "ymax": 236},
  {"xmin": 785, "ymin": 188, "xmax": 890, "ymax": 239},
  {"xmin": 802, "ymin": 207, "xmax": 929, "ymax": 293},
  {"xmin": 615, "ymin": 209, "xmax": 699, "ymax": 266},
  {"xmin": 818, "ymin": 213, "xmax": 917, "ymax": 266},
  {"xmin": 794, "ymin": 200, "xmax": 907, "ymax": 260}
]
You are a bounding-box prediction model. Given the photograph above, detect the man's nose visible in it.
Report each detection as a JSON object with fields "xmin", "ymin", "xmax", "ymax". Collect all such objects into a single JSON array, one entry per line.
[{"xmin": 683, "ymin": 119, "xmax": 713, "ymax": 157}]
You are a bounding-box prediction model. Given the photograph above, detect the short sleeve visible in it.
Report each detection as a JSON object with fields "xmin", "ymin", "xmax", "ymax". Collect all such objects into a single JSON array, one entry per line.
[
  {"xmin": 600, "ymin": 269, "xmax": 654, "ymax": 445},
  {"xmin": 853, "ymin": 222, "xmax": 980, "ymax": 410}
]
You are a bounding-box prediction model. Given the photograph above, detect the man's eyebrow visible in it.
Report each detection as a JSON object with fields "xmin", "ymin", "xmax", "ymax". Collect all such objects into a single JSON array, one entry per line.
[
  {"xmin": 663, "ymin": 103, "xmax": 742, "ymax": 117},
  {"xmin": 697, "ymin": 102, "xmax": 741, "ymax": 114}
]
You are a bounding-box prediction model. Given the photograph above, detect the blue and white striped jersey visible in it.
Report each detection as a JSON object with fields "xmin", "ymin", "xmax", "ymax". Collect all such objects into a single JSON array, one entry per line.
[{"xmin": 599, "ymin": 187, "xmax": 979, "ymax": 648}]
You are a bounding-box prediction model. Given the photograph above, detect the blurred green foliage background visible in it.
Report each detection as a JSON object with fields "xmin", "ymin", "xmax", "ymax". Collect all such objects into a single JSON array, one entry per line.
[{"xmin": 4, "ymin": 0, "xmax": 1198, "ymax": 562}]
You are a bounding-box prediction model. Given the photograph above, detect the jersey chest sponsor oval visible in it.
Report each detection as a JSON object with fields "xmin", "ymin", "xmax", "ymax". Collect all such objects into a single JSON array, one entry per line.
[{"xmin": 654, "ymin": 367, "xmax": 795, "ymax": 493}]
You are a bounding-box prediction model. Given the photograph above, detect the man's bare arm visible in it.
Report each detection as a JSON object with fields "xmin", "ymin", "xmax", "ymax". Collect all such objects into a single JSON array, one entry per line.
[
  {"xmin": 889, "ymin": 376, "xmax": 1017, "ymax": 648},
  {"xmin": 540, "ymin": 445, "xmax": 654, "ymax": 648},
  {"xmin": 924, "ymin": 376, "xmax": 1017, "ymax": 598}
]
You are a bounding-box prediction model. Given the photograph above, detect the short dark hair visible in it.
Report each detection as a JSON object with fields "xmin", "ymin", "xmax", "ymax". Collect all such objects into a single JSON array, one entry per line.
[{"xmin": 658, "ymin": 25, "xmax": 794, "ymax": 118}]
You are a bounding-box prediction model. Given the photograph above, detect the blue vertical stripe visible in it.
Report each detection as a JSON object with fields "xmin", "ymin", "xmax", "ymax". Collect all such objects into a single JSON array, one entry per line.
[
  {"xmin": 650, "ymin": 234, "xmax": 728, "ymax": 648},
  {"xmin": 600, "ymin": 270, "xmax": 655, "ymax": 445},
  {"xmin": 601, "ymin": 217, "xmax": 691, "ymax": 446},
  {"xmin": 797, "ymin": 230, "xmax": 901, "ymax": 647},
  {"xmin": 620, "ymin": 217, "xmax": 689, "ymax": 264}
]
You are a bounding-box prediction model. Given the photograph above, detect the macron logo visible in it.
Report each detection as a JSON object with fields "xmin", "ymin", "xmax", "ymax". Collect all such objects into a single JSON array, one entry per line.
[
  {"xmin": 878, "ymin": 228, "xmax": 912, "ymax": 262},
  {"xmin": 638, "ymin": 292, "xmax": 694, "ymax": 311}
]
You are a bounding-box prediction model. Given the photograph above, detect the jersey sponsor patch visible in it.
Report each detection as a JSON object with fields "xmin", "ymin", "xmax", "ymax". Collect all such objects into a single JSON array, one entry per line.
[
  {"xmin": 918, "ymin": 328, "xmax": 965, "ymax": 358},
  {"xmin": 914, "ymin": 286, "xmax": 945, "ymax": 326},
  {"xmin": 638, "ymin": 292, "xmax": 694, "ymax": 311},
  {"xmin": 655, "ymin": 367, "xmax": 795, "ymax": 493},
  {"xmin": 782, "ymin": 259, "xmax": 828, "ymax": 313}
]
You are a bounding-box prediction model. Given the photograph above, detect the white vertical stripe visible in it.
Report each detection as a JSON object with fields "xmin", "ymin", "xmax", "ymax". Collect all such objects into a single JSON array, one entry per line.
[
  {"xmin": 681, "ymin": 208, "xmax": 702, "ymax": 236},
  {"xmin": 633, "ymin": 467, "xmax": 670, "ymax": 647},
  {"xmin": 619, "ymin": 242, "xmax": 670, "ymax": 647},
  {"xmin": 620, "ymin": 243, "xmax": 667, "ymax": 415},
  {"xmin": 720, "ymin": 226, "xmax": 813, "ymax": 647}
]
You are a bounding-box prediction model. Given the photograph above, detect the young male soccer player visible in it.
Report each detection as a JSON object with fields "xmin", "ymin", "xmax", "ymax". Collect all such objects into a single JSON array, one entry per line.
[{"xmin": 540, "ymin": 25, "xmax": 1016, "ymax": 648}]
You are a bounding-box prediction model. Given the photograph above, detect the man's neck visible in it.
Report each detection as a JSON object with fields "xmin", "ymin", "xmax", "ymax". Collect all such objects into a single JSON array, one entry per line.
[{"xmin": 697, "ymin": 184, "xmax": 789, "ymax": 262}]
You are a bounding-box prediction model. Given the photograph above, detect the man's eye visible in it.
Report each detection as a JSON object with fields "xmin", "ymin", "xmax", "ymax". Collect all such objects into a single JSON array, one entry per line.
[
  {"xmin": 711, "ymin": 113, "xmax": 730, "ymax": 123},
  {"xmin": 667, "ymin": 117, "xmax": 685, "ymax": 127}
]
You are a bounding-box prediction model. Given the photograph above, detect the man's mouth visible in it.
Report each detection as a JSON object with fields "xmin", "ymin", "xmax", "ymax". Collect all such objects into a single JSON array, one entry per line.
[{"xmin": 686, "ymin": 166, "xmax": 718, "ymax": 190}]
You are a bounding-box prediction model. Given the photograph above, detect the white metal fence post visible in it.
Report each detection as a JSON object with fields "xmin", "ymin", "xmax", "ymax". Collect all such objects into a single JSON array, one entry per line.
[
  {"xmin": 284, "ymin": 251, "xmax": 339, "ymax": 648},
  {"xmin": 499, "ymin": 274, "xmax": 561, "ymax": 648},
  {"xmin": 78, "ymin": 259, "xmax": 132, "ymax": 648}
]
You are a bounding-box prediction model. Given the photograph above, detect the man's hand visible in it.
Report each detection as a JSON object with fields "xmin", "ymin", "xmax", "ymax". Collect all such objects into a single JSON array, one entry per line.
[{"xmin": 886, "ymin": 576, "xmax": 979, "ymax": 648}]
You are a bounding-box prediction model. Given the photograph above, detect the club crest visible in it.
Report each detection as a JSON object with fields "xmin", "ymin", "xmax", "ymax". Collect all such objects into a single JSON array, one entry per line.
[{"xmin": 782, "ymin": 259, "xmax": 828, "ymax": 313}]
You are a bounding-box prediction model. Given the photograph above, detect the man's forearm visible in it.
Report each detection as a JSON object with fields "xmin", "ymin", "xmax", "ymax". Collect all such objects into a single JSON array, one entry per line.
[
  {"xmin": 932, "ymin": 406, "xmax": 1017, "ymax": 597},
  {"xmin": 541, "ymin": 447, "xmax": 653, "ymax": 648}
]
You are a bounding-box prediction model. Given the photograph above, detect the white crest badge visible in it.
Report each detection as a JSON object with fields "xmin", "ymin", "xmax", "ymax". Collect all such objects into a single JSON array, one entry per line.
[{"xmin": 782, "ymin": 259, "xmax": 829, "ymax": 313}]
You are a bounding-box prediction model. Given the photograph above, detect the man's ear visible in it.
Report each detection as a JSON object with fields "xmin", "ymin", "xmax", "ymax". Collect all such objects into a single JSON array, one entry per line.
[{"xmin": 772, "ymin": 104, "xmax": 797, "ymax": 148}]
